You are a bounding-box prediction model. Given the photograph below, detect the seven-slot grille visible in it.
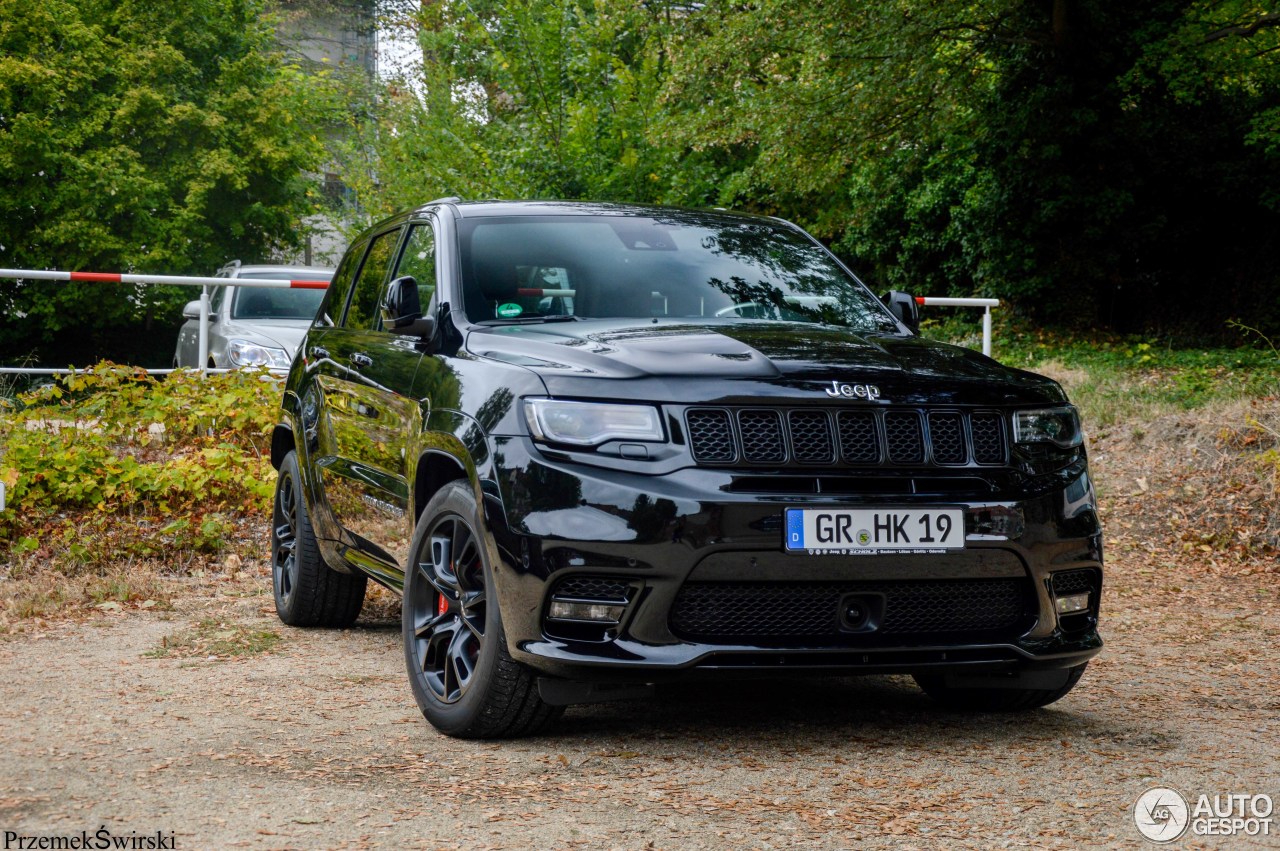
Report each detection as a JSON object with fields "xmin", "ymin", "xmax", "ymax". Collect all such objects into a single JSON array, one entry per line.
[{"xmin": 685, "ymin": 407, "xmax": 1008, "ymax": 467}]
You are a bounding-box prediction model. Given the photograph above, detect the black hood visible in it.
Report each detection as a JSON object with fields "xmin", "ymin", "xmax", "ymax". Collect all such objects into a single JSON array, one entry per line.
[{"xmin": 465, "ymin": 319, "xmax": 1066, "ymax": 407}]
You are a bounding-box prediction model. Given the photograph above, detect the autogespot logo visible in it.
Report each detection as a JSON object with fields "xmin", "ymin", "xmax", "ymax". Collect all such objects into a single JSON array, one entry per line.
[{"xmin": 1134, "ymin": 787, "xmax": 1190, "ymax": 842}]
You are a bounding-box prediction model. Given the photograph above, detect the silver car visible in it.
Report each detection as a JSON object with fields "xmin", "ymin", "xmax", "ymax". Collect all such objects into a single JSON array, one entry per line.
[{"xmin": 174, "ymin": 262, "xmax": 334, "ymax": 370}]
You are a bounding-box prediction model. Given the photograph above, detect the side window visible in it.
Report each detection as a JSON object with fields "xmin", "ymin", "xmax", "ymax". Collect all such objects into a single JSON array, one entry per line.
[
  {"xmin": 393, "ymin": 222, "xmax": 437, "ymax": 310},
  {"xmin": 209, "ymin": 286, "xmax": 227, "ymax": 314},
  {"xmin": 316, "ymin": 241, "xmax": 365, "ymax": 327},
  {"xmin": 344, "ymin": 229, "xmax": 400, "ymax": 329}
]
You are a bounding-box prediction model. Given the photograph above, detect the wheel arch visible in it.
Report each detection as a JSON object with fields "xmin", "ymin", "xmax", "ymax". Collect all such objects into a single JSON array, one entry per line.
[
  {"xmin": 270, "ymin": 423, "xmax": 294, "ymax": 471},
  {"xmin": 414, "ymin": 449, "xmax": 470, "ymax": 523}
]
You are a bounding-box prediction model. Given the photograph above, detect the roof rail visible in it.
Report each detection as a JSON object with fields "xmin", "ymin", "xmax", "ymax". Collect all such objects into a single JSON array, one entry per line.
[{"xmin": 426, "ymin": 196, "xmax": 461, "ymax": 205}]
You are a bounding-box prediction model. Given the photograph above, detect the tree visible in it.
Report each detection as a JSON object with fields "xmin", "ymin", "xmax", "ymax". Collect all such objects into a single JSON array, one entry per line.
[
  {"xmin": 662, "ymin": 0, "xmax": 1280, "ymax": 336},
  {"xmin": 0, "ymin": 0, "xmax": 330, "ymax": 365},
  {"xmin": 331, "ymin": 0, "xmax": 734, "ymax": 221}
]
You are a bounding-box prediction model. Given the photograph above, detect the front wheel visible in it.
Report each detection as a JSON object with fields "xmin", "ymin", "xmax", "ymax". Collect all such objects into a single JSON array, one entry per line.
[
  {"xmin": 402, "ymin": 481, "xmax": 562, "ymax": 739},
  {"xmin": 913, "ymin": 664, "xmax": 1088, "ymax": 712}
]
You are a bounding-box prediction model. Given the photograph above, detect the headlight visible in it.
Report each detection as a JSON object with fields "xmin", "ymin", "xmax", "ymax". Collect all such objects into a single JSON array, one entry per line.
[
  {"xmin": 523, "ymin": 399, "xmax": 664, "ymax": 447},
  {"xmin": 226, "ymin": 338, "xmax": 291, "ymax": 368},
  {"xmin": 1013, "ymin": 406, "xmax": 1082, "ymax": 448}
]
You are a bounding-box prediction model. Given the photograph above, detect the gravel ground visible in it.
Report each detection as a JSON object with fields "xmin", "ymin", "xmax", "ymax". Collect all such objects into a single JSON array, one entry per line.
[{"xmin": 2, "ymin": 444, "xmax": 1279, "ymax": 849}]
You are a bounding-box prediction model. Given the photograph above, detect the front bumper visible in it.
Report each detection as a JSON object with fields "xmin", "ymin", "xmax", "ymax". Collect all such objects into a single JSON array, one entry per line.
[{"xmin": 484, "ymin": 438, "xmax": 1104, "ymax": 681}]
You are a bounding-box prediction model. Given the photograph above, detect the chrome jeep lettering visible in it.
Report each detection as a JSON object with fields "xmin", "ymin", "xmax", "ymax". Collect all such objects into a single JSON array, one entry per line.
[{"xmin": 824, "ymin": 380, "xmax": 882, "ymax": 400}]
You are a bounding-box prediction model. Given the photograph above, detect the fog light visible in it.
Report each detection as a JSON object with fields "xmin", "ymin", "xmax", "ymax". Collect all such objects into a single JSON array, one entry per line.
[
  {"xmin": 548, "ymin": 600, "xmax": 625, "ymax": 623},
  {"xmin": 1055, "ymin": 592, "xmax": 1090, "ymax": 615}
]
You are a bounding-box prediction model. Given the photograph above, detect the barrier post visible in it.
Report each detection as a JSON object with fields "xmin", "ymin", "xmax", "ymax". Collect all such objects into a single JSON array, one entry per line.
[
  {"xmin": 198, "ymin": 285, "xmax": 210, "ymax": 376},
  {"xmin": 914, "ymin": 296, "xmax": 1001, "ymax": 358}
]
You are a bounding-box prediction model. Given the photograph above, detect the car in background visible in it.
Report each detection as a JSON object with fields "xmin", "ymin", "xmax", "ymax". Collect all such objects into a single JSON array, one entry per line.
[{"xmin": 173, "ymin": 261, "xmax": 334, "ymax": 370}]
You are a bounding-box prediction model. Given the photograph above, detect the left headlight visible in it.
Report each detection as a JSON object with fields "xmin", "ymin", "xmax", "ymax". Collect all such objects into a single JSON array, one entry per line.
[
  {"xmin": 226, "ymin": 338, "xmax": 291, "ymax": 369},
  {"xmin": 523, "ymin": 399, "xmax": 665, "ymax": 447},
  {"xmin": 1013, "ymin": 406, "xmax": 1083, "ymax": 448}
]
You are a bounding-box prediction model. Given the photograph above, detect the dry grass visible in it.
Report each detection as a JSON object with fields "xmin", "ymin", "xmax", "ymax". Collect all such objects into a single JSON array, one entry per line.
[{"xmin": 147, "ymin": 617, "xmax": 283, "ymax": 659}]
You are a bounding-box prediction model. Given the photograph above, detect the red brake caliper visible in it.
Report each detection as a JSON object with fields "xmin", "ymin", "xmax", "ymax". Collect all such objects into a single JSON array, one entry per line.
[{"xmin": 436, "ymin": 594, "xmax": 448, "ymax": 617}]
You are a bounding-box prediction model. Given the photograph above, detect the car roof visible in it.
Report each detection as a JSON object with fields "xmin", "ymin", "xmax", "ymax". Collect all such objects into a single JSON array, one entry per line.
[
  {"xmin": 381, "ymin": 199, "xmax": 787, "ymax": 227},
  {"xmin": 227, "ymin": 264, "xmax": 335, "ymax": 278}
]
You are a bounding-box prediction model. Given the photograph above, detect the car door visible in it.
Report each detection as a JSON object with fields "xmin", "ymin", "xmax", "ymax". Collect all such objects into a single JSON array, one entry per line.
[{"xmin": 310, "ymin": 224, "xmax": 424, "ymax": 584}]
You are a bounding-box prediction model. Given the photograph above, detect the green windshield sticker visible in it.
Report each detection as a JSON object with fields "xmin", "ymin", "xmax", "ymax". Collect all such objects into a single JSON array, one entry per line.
[{"xmin": 496, "ymin": 302, "xmax": 523, "ymax": 319}]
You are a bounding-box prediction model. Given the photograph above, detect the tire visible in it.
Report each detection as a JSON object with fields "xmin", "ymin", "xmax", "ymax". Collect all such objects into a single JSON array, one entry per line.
[
  {"xmin": 402, "ymin": 480, "xmax": 563, "ymax": 739},
  {"xmin": 913, "ymin": 664, "xmax": 1088, "ymax": 712},
  {"xmin": 271, "ymin": 450, "xmax": 366, "ymax": 627}
]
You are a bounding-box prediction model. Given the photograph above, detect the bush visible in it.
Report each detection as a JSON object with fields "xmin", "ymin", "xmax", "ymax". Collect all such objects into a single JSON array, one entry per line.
[{"xmin": 0, "ymin": 363, "xmax": 279, "ymax": 576}]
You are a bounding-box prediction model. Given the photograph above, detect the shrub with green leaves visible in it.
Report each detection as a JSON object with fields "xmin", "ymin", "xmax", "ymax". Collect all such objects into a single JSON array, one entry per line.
[{"xmin": 0, "ymin": 363, "xmax": 279, "ymax": 574}]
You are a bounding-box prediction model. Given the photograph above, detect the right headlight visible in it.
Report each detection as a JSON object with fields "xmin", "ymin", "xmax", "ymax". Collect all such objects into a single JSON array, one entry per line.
[
  {"xmin": 1013, "ymin": 406, "xmax": 1083, "ymax": 448},
  {"xmin": 523, "ymin": 399, "xmax": 665, "ymax": 447}
]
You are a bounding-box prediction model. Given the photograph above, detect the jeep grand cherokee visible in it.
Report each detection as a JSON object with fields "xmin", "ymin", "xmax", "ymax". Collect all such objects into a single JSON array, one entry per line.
[{"xmin": 268, "ymin": 200, "xmax": 1103, "ymax": 739}]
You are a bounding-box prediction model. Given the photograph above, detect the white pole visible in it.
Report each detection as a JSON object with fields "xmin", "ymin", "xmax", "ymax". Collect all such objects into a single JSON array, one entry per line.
[
  {"xmin": 982, "ymin": 306, "xmax": 993, "ymax": 358},
  {"xmin": 198, "ymin": 285, "xmax": 210, "ymax": 376}
]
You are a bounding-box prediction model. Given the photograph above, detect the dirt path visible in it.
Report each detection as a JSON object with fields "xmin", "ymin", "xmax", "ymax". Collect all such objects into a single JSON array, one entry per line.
[{"xmin": 3, "ymin": 451, "xmax": 1279, "ymax": 848}]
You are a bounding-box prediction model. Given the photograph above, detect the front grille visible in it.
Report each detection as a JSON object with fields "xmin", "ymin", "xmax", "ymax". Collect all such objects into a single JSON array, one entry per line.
[
  {"xmin": 884, "ymin": 411, "xmax": 925, "ymax": 463},
  {"xmin": 685, "ymin": 406, "xmax": 1009, "ymax": 468},
  {"xmin": 970, "ymin": 414, "xmax": 1006, "ymax": 464},
  {"xmin": 836, "ymin": 411, "xmax": 879, "ymax": 462},
  {"xmin": 738, "ymin": 410, "xmax": 786, "ymax": 463},
  {"xmin": 788, "ymin": 410, "xmax": 836, "ymax": 464},
  {"xmin": 927, "ymin": 412, "xmax": 966, "ymax": 464},
  {"xmin": 687, "ymin": 409, "xmax": 735, "ymax": 463},
  {"xmin": 670, "ymin": 579, "xmax": 1031, "ymax": 645}
]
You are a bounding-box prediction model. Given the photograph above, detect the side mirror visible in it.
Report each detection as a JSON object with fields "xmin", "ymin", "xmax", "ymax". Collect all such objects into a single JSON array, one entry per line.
[
  {"xmin": 182, "ymin": 300, "xmax": 206, "ymax": 321},
  {"xmin": 381, "ymin": 276, "xmax": 422, "ymax": 331},
  {"xmin": 382, "ymin": 275, "xmax": 439, "ymax": 342},
  {"xmin": 881, "ymin": 290, "xmax": 920, "ymax": 333}
]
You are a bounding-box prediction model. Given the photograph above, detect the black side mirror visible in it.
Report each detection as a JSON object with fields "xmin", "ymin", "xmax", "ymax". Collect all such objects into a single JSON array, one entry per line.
[
  {"xmin": 381, "ymin": 276, "xmax": 422, "ymax": 330},
  {"xmin": 881, "ymin": 290, "xmax": 920, "ymax": 333},
  {"xmin": 382, "ymin": 275, "xmax": 439, "ymax": 342}
]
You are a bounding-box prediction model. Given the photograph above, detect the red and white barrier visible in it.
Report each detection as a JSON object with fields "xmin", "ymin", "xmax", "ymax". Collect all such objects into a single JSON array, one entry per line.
[
  {"xmin": 0, "ymin": 268, "xmax": 329, "ymax": 289},
  {"xmin": 0, "ymin": 267, "xmax": 330, "ymax": 376},
  {"xmin": 914, "ymin": 296, "xmax": 1000, "ymax": 357}
]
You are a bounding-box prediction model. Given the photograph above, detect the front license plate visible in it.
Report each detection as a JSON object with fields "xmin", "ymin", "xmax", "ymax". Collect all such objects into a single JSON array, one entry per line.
[{"xmin": 784, "ymin": 507, "xmax": 964, "ymax": 554}]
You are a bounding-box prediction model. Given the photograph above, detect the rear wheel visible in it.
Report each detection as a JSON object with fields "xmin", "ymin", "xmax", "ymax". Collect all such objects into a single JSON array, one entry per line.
[
  {"xmin": 403, "ymin": 481, "xmax": 562, "ymax": 739},
  {"xmin": 271, "ymin": 450, "xmax": 366, "ymax": 627},
  {"xmin": 914, "ymin": 664, "xmax": 1088, "ymax": 712}
]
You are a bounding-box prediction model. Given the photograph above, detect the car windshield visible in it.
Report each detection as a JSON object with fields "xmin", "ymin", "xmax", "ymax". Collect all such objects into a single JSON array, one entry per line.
[
  {"xmin": 230, "ymin": 273, "xmax": 330, "ymax": 320},
  {"xmin": 457, "ymin": 212, "xmax": 899, "ymax": 332}
]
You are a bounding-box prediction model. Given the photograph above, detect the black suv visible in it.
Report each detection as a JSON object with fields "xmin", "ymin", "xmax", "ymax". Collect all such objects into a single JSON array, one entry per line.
[{"xmin": 269, "ymin": 200, "xmax": 1103, "ymax": 738}]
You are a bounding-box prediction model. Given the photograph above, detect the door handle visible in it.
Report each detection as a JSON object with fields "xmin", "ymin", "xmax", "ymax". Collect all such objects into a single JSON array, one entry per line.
[
  {"xmin": 309, "ymin": 346, "xmax": 330, "ymax": 360},
  {"xmin": 349, "ymin": 352, "xmax": 373, "ymax": 369}
]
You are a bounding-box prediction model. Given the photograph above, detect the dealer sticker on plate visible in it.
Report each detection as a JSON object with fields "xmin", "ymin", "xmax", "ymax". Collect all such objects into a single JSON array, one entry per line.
[{"xmin": 784, "ymin": 507, "xmax": 964, "ymax": 555}]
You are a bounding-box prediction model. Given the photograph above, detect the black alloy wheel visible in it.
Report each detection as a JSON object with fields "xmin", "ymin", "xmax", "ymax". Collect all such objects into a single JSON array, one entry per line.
[
  {"xmin": 270, "ymin": 450, "xmax": 366, "ymax": 627},
  {"xmin": 272, "ymin": 464, "xmax": 301, "ymax": 610},
  {"xmin": 402, "ymin": 481, "xmax": 562, "ymax": 738},
  {"xmin": 407, "ymin": 514, "xmax": 488, "ymax": 704}
]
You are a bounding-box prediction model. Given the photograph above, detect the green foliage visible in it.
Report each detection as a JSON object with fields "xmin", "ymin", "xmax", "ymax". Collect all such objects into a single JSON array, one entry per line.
[
  {"xmin": 0, "ymin": 0, "xmax": 331, "ymax": 364},
  {"xmin": 328, "ymin": 1, "xmax": 1280, "ymax": 337},
  {"xmin": 0, "ymin": 365, "xmax": 278, "ymax": 572},
  {"xmin": 660, "ymin": 1, "xmax": 1280, "ymax": 336},
  {"xmin": 332, "ymin": 0, "xmax": 733, "ymax": 221}
]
